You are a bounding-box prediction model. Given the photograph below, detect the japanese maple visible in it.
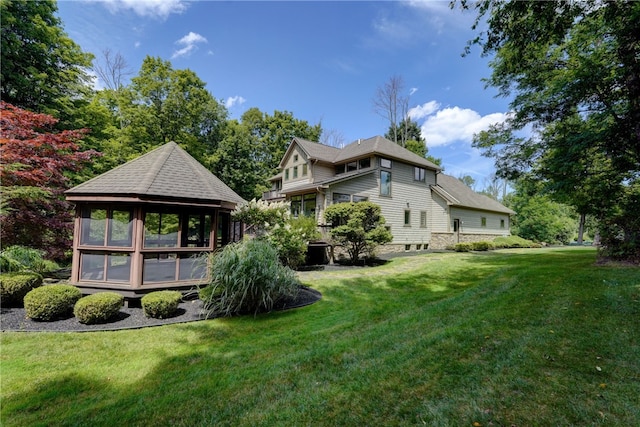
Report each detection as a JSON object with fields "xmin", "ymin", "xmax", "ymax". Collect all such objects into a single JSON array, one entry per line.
[{"xmin": 0, "ymin": 102, "xmax": 98, "ymax": 261}]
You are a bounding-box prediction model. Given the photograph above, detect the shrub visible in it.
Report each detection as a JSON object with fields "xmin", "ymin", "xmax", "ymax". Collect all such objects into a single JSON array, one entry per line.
[
  {"xmin": 24, "ymin": 284, "xmax": 82, "ymax": 321},
  {"xmin": 453, "ymin": 242, "xmax": 473, "ymax": 252},
  {"xmin": 0, "ymin": 272, "xmax": 43, "ymax": 307},
  {"xmin": 471, "ymin": 241, "xmax": 493, "ymax": 251},
  {"xmin": 202, "ymin": 238, "xmax": 299, "ymax": 317},
  {"xmin": 493, "ymin": 236, "xmax": 537, "ymax": 248},
  {"xmin": 0, "ymin": 245, "xmax": 59, "ymax": 274},
  {"xmin": 74, "ymin": 292, "xmax": 124, "ymax": 324},
  {"xmin": 141, "ymin": 290, "xmax": 182, "ymax": 319}
]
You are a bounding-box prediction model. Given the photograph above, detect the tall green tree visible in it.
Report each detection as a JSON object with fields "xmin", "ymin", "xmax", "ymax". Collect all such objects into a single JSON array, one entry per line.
[
  {"xmin": 1, "ymin": 0, "xmax": 94, "ymax": 125},
  {"xmin": 385, "ymin": 118, "xmax": 442, "ymax": 165},
  {"xmin": 92, "ymin": 56, "xmax": 228, "ymax": 168},
  {"xmin": 460, "ymin": 0, "xmax": 640, "ymax": 261},
  {"xmin": 240, "ymin": 107, "xmax": 322, "ymax": 187}
]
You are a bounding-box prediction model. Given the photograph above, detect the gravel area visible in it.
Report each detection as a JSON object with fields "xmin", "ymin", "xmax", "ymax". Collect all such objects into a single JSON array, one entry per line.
[{"xmin": 1, "ymin": 285, "xmax": 321, "ymax": 333}]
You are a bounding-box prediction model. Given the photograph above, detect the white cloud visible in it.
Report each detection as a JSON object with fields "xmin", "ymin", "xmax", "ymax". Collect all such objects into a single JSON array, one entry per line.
[
  {"xmin": 225, "ymin": 96, "xmax": 246, "ymax": 109},
  {"xmin": 101, "ymin": 0, "xmax": 188, "ymax": 20},
  {"xmin": 408, "ymin": 100, "xmax": 440, "ymax": 120},
  {"xmin": 415, "ymin": 104, "xmax": 509, "ymax": 147},
  {"xmin": 172, "ymin": 32, "xmax": 208, "ymax": 59}
]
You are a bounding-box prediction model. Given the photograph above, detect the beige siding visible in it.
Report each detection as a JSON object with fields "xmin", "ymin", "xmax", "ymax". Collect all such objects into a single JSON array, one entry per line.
[
  {"xmin": 450, "ymin": 207, "xmax": 510, "ymax": 236},
  {"xmin": 430, "ymin": 192, "xmax": 450, "ymax": 233},
  {"xmin": 281, "ymin": 146, "xmax": 311, "ymax": 191},
  {"xmin": 311, "ymin": 163, "xmax": 335, "ymax": 182},
  {"xmin": 324, "ymin": 158, "xmax": 433, "ymax": 246}
]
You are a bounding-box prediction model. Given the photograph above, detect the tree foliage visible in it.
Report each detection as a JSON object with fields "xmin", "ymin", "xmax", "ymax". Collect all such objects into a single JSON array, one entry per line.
[
  {"xmin": 0, "ymin": 102, "xmax": 98, "ymax": 260},
  {"xmin": 1, "ymin": 0, "xmax": 94, "ymax": 124},
  {"xmin": 460, "ymin": 0, "xmax": 640, "ymax": 261},
  {"xmin": 324, "ymin": 201, "xmax": 393, "ymax": 264}
]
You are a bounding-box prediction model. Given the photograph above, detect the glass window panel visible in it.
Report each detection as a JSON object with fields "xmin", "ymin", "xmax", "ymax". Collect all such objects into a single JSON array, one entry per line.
[
  {"xmin": 217, "ymin": 212, "xmax": 231, "ymax": 247},
  {"xmin": 290, "ymin": 195, "xmax": 302, "ymax": 217},
  {"xmin": 481, "ymin": 217, "xmax": 487, "ymax": 227},
  {"xmin": 302, "ymin": 163, "xmax": 308, "ymax": 176},
  {"xmin": 293, "ymin": 166, "xmax": 298, "ymax": 178},
  {"xmin": 359, "ymin": 158, "xmax": 371, "ymax": 169},
  {"xmin": 352, "ymin": 195, "xmax": 368, "ymax": 203},
  {"xmin": 347, "ymin": 161, "xmax": 357, "ymax": 172},
  {"xmin": 80, "ymin": 253, "xmax": 105, "ymax": 280},
  {"xmin": 335, "ymin": 164, "xmax": 345, "ymax": 175},
  {"xmin": 143, "ymin": 254, "xmax": 177, "ymax": 283},
  {"xmin": 303, "ymin": 194, "xmax": 316, "ymax": 217},
  {"xmin": 81, "ymin": 208, "xmax": 107, "ymax": 245},
  {"xmin": 404, "ymin": 210, "xmax": 411, "ymax": 226},
  {"xmin": 108, "ymin": 209, "xmax": 133, "ymax": 247},
  {"xmin": 106, "ymin": 253, "xmax": 130, "ymax": 282},
  {"xmin": 420, "ymin": 211, "xmax": 427, "ymax": 228},
  {"xmin": 178, "ymin": 254, "xmax": 207, "ymax": 281},
  {"xmin": 380, "ymin": 158, "xmax": 392, "ymax": 168},
  {"xmin": 144, "ymin": 212, "xmax": 179, "ymax": 247},
  {"xmin": 333, "ymin": 193, "xmax": 351, "ymax": 203},
  {"xmin": 414, "ymin": 167, "xmax": 425, "ymax": 182},
  {"xmin": 380, "ymin": 171, "xmax": 391, "ymax": 196}
]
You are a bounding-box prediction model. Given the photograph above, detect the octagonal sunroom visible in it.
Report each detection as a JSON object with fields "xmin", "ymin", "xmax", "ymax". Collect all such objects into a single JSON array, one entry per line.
[{"xmin": 65, "ymin": 142, "xmax": 245, "ymax": 298}]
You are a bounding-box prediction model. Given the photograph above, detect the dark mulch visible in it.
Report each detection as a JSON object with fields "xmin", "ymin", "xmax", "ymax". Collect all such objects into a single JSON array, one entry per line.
[{"xmin": 1, "ymin": 285, "xmax": 321, "ymax": 333}]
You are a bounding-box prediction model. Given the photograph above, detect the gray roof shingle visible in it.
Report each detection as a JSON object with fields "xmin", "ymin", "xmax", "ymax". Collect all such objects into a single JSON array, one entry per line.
[
  {"xmin": 335, "ymin": 136, "xmax": 441, "ymax": 170},
  {"xmin": 434, "ymin": 173, "xmax": 515, "ymax": 214},
  {"xmin": 66, "ymin": 141, "xmax": 245, "ymax": 205}
]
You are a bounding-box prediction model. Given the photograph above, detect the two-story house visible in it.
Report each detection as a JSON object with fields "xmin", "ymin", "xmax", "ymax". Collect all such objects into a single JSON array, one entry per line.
[{"xmin": 263, "ymin": 135, "xmax": 514, "ymax": 252}]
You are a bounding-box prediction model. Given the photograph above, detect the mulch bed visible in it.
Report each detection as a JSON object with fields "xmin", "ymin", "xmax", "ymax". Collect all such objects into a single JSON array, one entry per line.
[{"xmin": 1, "ymin": 285, "xmax": 321, "ymax": 333}]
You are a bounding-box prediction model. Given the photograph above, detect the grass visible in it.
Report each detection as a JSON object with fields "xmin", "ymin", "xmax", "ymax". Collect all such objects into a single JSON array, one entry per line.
[{"xmin": 1, "ymin": 247, "xmax": 639, "ymax": 426}]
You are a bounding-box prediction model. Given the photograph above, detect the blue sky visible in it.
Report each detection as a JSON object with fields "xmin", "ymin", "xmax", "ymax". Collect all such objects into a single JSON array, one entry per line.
[{"xmin": 57, "ymin": 0, "xmax": 511, "ymax": 186}]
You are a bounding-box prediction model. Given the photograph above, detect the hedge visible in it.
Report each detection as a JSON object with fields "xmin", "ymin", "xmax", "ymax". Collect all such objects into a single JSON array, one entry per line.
[
  {"xmin": 0, "ymin": 272, "xmax": 43, "ymax": 307},
  {"xmin": 24, "ymin": 284, "xmax": 82, "ymax": 321},
  {"xmin": 74, "ymin": 292, "xmax": 124, "ymax": 324}
]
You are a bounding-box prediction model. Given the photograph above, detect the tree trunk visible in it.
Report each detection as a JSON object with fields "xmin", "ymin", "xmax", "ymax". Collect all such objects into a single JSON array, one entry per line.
[{"xmin": 577, "ymin": 212, "xmax": 586, "ymax": 244}]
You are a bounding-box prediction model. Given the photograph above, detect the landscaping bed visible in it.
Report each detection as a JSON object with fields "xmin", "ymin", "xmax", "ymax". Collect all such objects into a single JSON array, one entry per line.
[{"xmin": 1, "ymin": 285, "xmax": 321, "ymax": 332}]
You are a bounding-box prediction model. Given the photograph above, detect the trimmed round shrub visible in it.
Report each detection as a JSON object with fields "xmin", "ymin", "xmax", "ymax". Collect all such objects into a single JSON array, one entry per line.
[
  {"xmin": 471, "ymin": 241, "xmax": 493, "ymax": 251},
  {"xmin": 24, "ymin": 284, "xmax": 82, "ymax": 321},
  {"xmin": 74, "ymin": 292, "xmax": 124, "ymax": 324},
  {"xmin": 202, "ymin": 238, "xmax": 299, "ymax": 317},
  {"xmin": 453, "ymin": 242, "xmax": 473, "ymax": 252},
  {"xmin": 0, "ymin": 272, "xmax": 43, "ymax": 307},
  {"xmin": 141, "ymin": 290, "xmax": 182, "ymax": 319}
]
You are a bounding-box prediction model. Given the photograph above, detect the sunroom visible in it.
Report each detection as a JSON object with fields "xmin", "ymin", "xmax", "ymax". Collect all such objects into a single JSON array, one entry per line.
[{"xmin": 65, "ymin": 142, "xmax": 245, "ymax": 298}]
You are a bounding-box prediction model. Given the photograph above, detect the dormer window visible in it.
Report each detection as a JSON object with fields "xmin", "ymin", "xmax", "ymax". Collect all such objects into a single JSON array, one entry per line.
[
  {"xmin": 380, "ymin": 158, "xmax": 392, "ymax": 168},
  {"xmin": 335, "ymin": 164, "xmax": 346, "ymax": 174},
  {"xmin": 359, "ymin": 158, "xmax": 371, "ymax": 169}
]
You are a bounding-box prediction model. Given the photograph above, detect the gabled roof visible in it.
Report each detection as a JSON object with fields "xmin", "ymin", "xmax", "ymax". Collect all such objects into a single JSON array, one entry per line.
[
  {"xmin": 335, "ymin": 136, "xmax": 441, "ymax": 171},
  {"xmin": 66, "ymin": 141, "xmax": 245, "ymax": 205},
  {"xmin": 279, "ymin": 135, "xmax": 441, "ymax": 171},
  {"xmin": 433, "ymin": 173, "xmax": 515, "ymax": 215}
]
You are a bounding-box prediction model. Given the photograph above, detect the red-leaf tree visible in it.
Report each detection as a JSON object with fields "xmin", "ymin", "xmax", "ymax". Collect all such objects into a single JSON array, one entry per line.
[{"xmin": 0, "ymin": 102, "xmax": 98, "ymax": 261}]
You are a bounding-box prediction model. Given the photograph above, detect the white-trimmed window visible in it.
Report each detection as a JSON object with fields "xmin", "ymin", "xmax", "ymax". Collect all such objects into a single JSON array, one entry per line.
[
  {"xmin": 380, "ymin": 170, "xmax": 391, "ymax": 196},
  {"xmin": 414, "ymin": 167, "xmax": 426, "ymax": 182},
  {"xmin": 380, "ymin": 158, "xmax": 392, "ymax": 168},
  {"xmin": 420, "ymin": 211, "xmax": 427, "ymax": 228}
]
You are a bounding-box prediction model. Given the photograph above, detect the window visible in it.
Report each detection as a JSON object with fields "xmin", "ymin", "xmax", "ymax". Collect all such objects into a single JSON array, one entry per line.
[
  {"xmin": 352, "ymin": 195, "xmax": 368, "ymax": 203},
  {"xmin": 182, "ymin": 214, "xmax": 212, "ymax": 247},
  {"xmin": 380, "ymin": 170, "xmax": 391, "ymax": 196},
  {"xmin": 359, "ymin": 157, "xmax": 371, "ymax": 169},
  {"xmin": 405, "ymin": 244, "xmax": 411, "ymax": 251},
  {"xmin": 500, "ymin": 219, "xmax": 505, "ymax": 229},
  {"xmin": 285, "ymin": 168, "xmax": 290, "ymax": 180},
  {"xmin": 302, "ymin": 163, "xmax": 308, "ymax": 176},
  {"xmin": 420, "ymin": 211, "xmax": 427, "ymax": 228},
  {"xmin": 335, "ymin": 164, "xmax": 346, "ymax": 175},
  {"xmin": 416, "ymin": 244, "xmax": 422, "ymax": 250},
  {"xmin": 303, "ymin": 193, "xmax": 316, "ymax": 217},
  {"xmin": 481, "ymin": 217, "xmax": 487, "ymax": 227},
  {"xmin": 293, "ymin": 166, "xmax": 298, "ymax": 178},
  {"xmin": 294, "ymin": 154, "xmax": 298, "ymax": 162},
  {"xmin": 404, "ymin": 210, "xmax": 411, "ymax": 226},
  {"xmin": 80, "ymin": 207, "xmax": 133, "ymax": 247},
  {"xmin": 144, "ymin": 212, "xmax": 179, "ymax": 248},
  {"xmin": 290, "ymin": 195, "xmax": 302, "ymax": 217},
  {"xmin": 380, "ymin": 158, "xmax": 392, "ymax": 168},
  {"xmin": 414, "ymin": 167, "xmax": 426, "ymax": 182},
  {"xmin": 333, "ymin": 193, "xmax": 351, "ymax": 204},
  {"xmin": 347, "ymin": 161, "xmax": 358, "ymax": 172}
]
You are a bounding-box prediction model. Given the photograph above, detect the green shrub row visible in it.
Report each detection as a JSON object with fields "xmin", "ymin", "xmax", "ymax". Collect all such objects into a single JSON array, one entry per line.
[
  {"xmin": 448, "ymin": 236, "xmax": 540, "ymax": 252},
  {"xmin": 24, "ymin": 284, "xmax": 82, "ymax": 321},
  {"xmin": 141, "ymin": 290, "xmax": 182, "ymax": 319},
  {"xmin": 74, "ymin": 292, "xmax": 124, "ymax": 324},
  {"xmin": 0, "ymin": 272, "xmax": 43, "ymax": 307}
]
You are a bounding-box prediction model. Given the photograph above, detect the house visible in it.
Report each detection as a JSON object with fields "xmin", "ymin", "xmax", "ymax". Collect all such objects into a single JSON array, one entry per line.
[
  {"xmin": 65, "ymin": 141, "xmax": 245, "ymax": 297},
  {"xmin": 263, "ymin": 135, "xmax": 514, "ymax": 252}
]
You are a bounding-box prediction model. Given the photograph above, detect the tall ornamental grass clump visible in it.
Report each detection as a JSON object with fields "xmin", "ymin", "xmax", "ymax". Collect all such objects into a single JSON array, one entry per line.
[{"xmin": 201, "ymin": 238, "xmax": 299, "ymax": 317}]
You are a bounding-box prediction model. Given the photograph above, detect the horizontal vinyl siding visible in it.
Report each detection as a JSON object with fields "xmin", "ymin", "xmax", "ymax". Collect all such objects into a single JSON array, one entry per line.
[
  {"xmin": 281, "ymin": 147, "xmax": 311, "ymax": 191},
  {"xmin": 430, "ymin": 192, "xmax": 450, "ymax": 232},
  {"xmin": 450, "ymin": 207, "xmax": 510, "ymax": 235},
  {"xmin": 311, "ymin": 163, "xmax": 335, "ymax": 182}
]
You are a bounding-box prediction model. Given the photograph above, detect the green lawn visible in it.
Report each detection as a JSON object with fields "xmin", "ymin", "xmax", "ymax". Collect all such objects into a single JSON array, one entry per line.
[{"xmin": 2, "ymin": 247, "xmax": 639, "ymax": 426}]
